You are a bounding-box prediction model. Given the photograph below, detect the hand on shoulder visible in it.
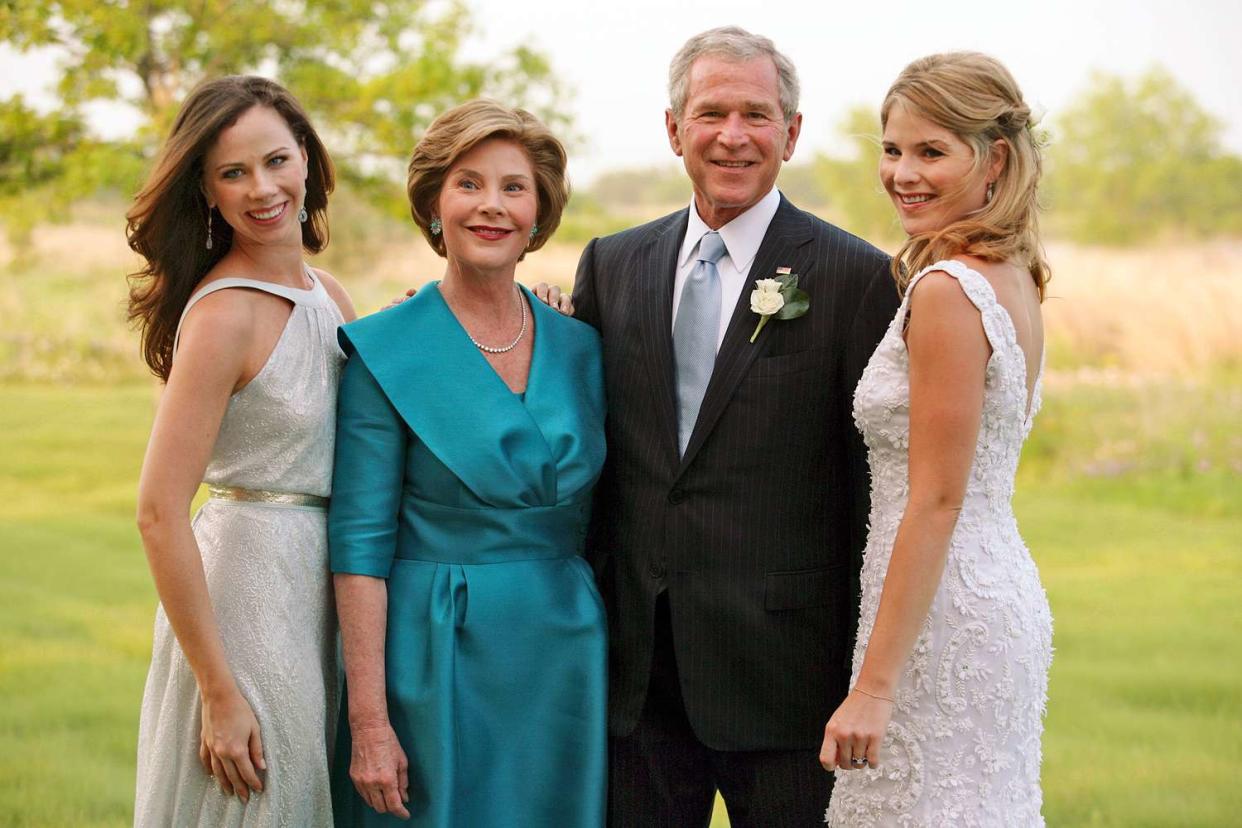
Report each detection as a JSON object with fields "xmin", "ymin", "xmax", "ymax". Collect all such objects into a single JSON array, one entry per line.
[
  {"xmin": 383, "ymin": 287, "xmax": 419, "ymax": 311},
  {"xmin": 531, "ymin": 282, "xmax": 575, "ymax": 317}
]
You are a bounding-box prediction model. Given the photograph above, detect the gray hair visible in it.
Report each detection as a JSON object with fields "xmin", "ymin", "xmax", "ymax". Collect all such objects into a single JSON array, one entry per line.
[{"xmin": 668, "ymin": 26, "xmax": 800, "ymax": 123}]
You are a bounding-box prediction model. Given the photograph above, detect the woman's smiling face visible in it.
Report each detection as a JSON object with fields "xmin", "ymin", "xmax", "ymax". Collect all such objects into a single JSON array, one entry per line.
[
  {"xmin": 879, "ymin": 101, "xmax": 991, "ymax": 237},
  {"xmin": 435, "ymin": 137, "xmax": 538, "ymax": 277},
  {"xmin": 202, "ymin": 105, "xmax": 308, "ymax": 248}
]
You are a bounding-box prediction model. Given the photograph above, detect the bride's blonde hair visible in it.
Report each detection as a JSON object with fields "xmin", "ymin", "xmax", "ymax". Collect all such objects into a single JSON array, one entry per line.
[{"xmin": 882, "ymin": 52, "xmax": 1049, "ymax": 299}]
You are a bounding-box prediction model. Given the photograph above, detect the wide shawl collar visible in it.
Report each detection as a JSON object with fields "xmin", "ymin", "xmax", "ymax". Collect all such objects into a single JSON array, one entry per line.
[
  {"xmin": 633, "ymin": 196, "xmax": 818, "ymax": 481},
  {"xmin": 338, "ymin": 283, "xmax": 605, "ymax": 508}
]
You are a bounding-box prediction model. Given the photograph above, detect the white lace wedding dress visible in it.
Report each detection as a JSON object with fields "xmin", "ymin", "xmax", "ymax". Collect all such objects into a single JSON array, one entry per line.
[{"xmin": 828, "ymin": 260, "xmax": 1053, "ymax": 827}]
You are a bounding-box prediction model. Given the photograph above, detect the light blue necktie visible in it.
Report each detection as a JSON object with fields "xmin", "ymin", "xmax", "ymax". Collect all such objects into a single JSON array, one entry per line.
[{"xmin": 673, "ymin": 230, "xmax": 727, "ymax": 456}]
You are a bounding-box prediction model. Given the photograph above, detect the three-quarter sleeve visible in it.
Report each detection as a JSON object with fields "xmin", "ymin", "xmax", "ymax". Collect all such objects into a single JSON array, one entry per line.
[{"xmin": 329, "ymin": 354, "xmax": 407, "ymax": 578}]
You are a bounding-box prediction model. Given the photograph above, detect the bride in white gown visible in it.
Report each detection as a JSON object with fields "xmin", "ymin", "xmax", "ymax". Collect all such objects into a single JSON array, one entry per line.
[
  {"xmin": 823, "ymin": 53, "xmax": 1053, "ymax": 827},
  {"xmin": 127, "ymin": 77, "xmax": 355, "ymax": 826}
]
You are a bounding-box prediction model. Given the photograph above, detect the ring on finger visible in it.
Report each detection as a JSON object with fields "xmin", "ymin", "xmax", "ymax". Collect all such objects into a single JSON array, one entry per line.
[{"xmin": 850, "ymin": 756, "xmax": 868, "ymax": 768}]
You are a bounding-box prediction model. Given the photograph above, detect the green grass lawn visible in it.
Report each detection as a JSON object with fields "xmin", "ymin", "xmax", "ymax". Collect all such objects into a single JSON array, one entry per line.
[{"xmin": 2, "ymin": 383, "xmax": 1240, "ymax": 826}]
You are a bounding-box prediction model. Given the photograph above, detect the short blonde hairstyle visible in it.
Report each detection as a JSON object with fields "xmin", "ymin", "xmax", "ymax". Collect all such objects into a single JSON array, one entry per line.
[
  {"xmin": 882, "ymin": 52, "xmax": 1049, "ymax": 299},
  {"xmin": 406, "ymin": 99, "xmax": 570, "ymax": 257}
]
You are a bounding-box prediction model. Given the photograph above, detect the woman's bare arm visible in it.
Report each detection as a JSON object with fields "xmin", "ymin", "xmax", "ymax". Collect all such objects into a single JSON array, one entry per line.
[
  {"xmin": 334, "ymin": 573, "xmax": 410, "ymax": 818},
  {"xmin": 821, "ymin": 271, "xmax": 990, "ymax": 770},
  {"xmin": 135, "ymin": 291, "xmax": 267, "ymax": 800}
]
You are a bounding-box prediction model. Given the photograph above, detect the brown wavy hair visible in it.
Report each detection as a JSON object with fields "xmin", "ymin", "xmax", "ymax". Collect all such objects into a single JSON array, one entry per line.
[
  {"xmin": 406, "ymin": 99, "xmax": 570, "ymax": 259},
  {"xmin": 882, "ymin": 52, "xmax": 1049, "ymax": 299},
  {"xmin": 126, "ymin": 76, "xmax": 335, "ymax": 381}
]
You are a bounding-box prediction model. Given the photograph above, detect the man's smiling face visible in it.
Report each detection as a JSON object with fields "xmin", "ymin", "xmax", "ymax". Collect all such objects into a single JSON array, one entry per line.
[{"xmin": 666, "ymin": 54, "xmax": 801, "ymax": 229}]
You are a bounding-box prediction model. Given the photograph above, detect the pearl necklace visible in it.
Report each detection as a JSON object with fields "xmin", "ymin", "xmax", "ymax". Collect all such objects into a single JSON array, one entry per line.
[{"xmin": 468, "ymin": 285, "xmax": 527, "ymax": 354}]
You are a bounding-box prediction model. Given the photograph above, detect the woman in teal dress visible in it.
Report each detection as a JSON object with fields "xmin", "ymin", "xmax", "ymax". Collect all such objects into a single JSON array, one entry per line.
[{"xmin": 328, "ymin": 100, "xmax": 607, "ymax": 827}]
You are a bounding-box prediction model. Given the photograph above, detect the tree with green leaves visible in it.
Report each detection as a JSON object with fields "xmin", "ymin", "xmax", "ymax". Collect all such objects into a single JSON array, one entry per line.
[
  {"xmin": 808, "ymin": 105, "xmax": 902, "ymax": 246},
  {"xmin": 1047, "ymin": 66, "xmax": 1242, "ymax": 243},
  {"xmin": 0, "ymin": 93, "xmax": 147, "ymax": 241},
  {"xmin": 0, "ymin": 0, "xmax": 571, "ymax": 238}
]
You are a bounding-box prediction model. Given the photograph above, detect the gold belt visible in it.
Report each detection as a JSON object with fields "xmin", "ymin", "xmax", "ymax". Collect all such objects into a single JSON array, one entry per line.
[{"xmin": 207, "ymin": 485, "xmax": 329, "ymax": 509}]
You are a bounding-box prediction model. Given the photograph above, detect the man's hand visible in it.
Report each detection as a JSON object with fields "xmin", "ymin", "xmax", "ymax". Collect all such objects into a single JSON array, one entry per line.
[{"xmin": 532, "ymin": 283, "xmax": 575, "ymax": 316}]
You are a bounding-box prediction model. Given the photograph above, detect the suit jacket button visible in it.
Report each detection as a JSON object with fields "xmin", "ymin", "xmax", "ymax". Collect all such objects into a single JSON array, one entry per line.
[
  {"xmin": 649, "ymin": 560, "xmax": 666, "ymax": 579},
  {"xmin": 667, "ymin": 489, "xmax": 686, "ymax": 505}
]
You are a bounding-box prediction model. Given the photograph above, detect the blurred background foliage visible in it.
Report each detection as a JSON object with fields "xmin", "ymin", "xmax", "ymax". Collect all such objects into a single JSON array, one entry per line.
[
  {"xmin": 1046, "ymin": 66, "xmax": 1242, "ymax": 243},
  {"xmin": 2, "ymin": 0, "xmax": 1241, "ymax": 247},
  {"xmin": 0, "ymin": 0, "xmax": 574, "ymax": 229},
  {"xmin": 571, "ymin": 67, "xmax": 1242, "ymax": 247}
]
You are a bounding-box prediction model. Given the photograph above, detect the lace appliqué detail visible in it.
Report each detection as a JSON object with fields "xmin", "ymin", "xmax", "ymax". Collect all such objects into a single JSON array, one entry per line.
[{"xmin": 828, "ymin": 260, "xmax": 1053, "ymax": 827}]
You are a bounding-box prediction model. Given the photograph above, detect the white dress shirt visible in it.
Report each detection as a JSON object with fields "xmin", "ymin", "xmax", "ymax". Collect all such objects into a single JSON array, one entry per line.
[{"xmin": 672, "ymin": 187, "xmax": 782, "ymax": 350}]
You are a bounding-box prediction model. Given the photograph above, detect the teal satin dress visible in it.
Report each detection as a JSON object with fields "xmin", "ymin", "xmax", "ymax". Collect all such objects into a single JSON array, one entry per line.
[{"xmin": 328, "ymin": 284, "xmax": 607, "ymax": 827}]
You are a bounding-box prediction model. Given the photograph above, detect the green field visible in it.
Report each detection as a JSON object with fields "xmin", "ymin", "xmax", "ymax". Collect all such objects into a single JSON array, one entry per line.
[{"xmin": 2, "ymin": 381, "xmax": 1240, "ymax": 827}]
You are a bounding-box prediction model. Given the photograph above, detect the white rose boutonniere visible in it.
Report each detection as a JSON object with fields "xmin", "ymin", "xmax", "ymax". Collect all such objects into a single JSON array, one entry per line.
[{"xmin": 749, "ymin": 269, "xmax": 810, "ymax": 342}]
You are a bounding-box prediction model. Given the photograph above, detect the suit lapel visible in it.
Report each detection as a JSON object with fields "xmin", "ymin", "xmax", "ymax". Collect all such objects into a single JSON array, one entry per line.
[
  {"xmin": 676, "ymin": 198, "xmax": 815, "ymax": 476},
  {"xmin": 636, "ymin": 210, "xmax": 688, "ymax": 465}
]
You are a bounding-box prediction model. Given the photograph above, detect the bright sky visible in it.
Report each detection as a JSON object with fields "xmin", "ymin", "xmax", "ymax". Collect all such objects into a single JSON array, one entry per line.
[
  {"xmin": 3, "ymin": 0, "xmax": 1239, "ymax": 184},
  {"xmin": 460, "ymin": 0, "xmax": 1242, "ymax": 181}
]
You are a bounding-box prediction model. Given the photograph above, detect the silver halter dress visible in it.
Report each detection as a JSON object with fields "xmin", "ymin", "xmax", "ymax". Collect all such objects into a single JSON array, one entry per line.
[{"xmin": 134, "ymin": 270, "xmax": 343, "ymax": 827}]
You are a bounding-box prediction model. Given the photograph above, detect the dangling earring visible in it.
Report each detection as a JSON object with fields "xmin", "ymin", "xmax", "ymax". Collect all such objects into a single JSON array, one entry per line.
[
  {"xmin": 298, "ymin": 205, "xmax": 308, "ymax": 223},
  {"xmin": 529, "ymin": 224, "xmax": 539, "ymax": 241},
  {"xmin": 205, "ymin": 206, "xmax": 213, "ymax": 250},
  {"xmin": 430, "ymin": 217, "xmax": 442, "ymax": 235},
  {"xmin": 985, "ymin": 181, "xmax": 995, "ymax": 204}
]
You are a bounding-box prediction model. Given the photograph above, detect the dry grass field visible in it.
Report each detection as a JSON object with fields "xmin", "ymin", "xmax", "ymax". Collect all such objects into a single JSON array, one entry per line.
[
  {"xmin": 1039, "ymin": 240, "xmax": 1241, "ymax": 378},
  {"xmin": 3, "ymin": 207, "xmax": 1239, "ymax": 384}
]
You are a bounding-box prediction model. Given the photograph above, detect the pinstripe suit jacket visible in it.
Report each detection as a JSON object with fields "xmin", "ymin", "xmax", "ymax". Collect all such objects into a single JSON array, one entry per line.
[{"xmin": 572, "ymin": 195, "xmax": 899, "ymax": 751}]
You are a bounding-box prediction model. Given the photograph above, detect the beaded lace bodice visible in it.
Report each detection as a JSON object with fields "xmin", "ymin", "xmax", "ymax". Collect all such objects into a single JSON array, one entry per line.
[
  {"xmin": 851, "ymin": 258, "xmax": 1042, "ymax": 535},
  {"xmin": 828, "ymin": 259, "xmax": 1053, "ymax": 827}
]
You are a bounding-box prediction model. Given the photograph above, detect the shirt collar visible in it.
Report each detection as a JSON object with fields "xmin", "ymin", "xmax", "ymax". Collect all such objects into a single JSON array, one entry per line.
[{"xmin": 678, "ymin": 187, "xmax": 782, "ymax": 270}]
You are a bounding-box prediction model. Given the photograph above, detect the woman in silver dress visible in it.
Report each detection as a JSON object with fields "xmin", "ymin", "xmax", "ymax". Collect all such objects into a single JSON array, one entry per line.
[{"xmin": 127, "ymin": 76, "xmax": 355, "ymax": 826}]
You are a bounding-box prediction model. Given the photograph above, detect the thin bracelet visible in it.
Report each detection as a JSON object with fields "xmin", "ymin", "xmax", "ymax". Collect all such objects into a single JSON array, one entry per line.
[{"xmin": 853, "ymin": 686, "xmax": 895, "ymax": 703}]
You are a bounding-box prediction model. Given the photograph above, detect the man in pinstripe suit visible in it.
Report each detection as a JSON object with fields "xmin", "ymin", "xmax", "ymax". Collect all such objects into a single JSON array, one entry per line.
[{"xmin": 570, "ymin": 27, "xmax": 900, "ymax": 826}]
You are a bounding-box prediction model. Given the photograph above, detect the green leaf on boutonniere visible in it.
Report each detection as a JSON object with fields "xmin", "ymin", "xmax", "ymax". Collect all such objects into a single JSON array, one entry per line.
[{"xmin": 776, "ymin": 287, "xmax": 810, "ymax": 320}]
